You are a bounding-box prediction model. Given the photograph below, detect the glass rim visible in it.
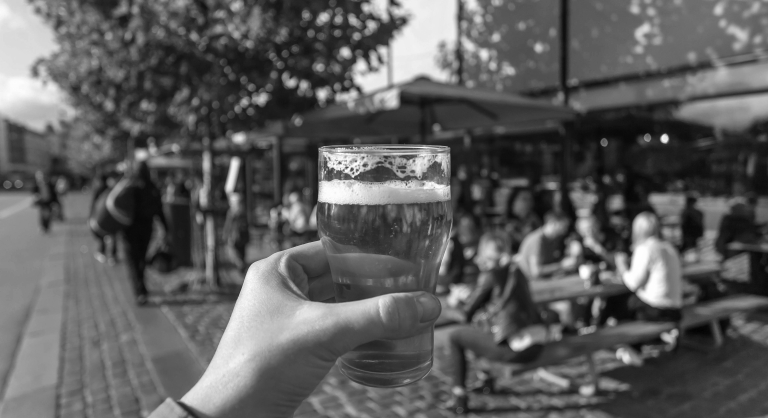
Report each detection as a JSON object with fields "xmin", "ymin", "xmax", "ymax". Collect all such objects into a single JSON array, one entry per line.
[{"xmin": 319, "ymin": 144, "xmax": 449, "ymax": 155}]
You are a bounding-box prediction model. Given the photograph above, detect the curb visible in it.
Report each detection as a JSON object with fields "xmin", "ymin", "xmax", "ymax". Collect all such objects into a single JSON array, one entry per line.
[{"xmin": 0, "ymin": 234, "xmax": 66, "ymax": 418}]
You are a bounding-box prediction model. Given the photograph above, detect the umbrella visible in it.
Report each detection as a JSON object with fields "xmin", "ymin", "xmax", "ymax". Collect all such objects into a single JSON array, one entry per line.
[{"xmin": 273, "ymin": 76, "xmax": 576, "ymax": 139}]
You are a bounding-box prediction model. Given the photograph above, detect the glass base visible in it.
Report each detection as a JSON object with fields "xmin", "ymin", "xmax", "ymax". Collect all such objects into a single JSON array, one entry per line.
[{"xmin": 338, "ymin": 357, "xmax": 433, "ymax": 388}]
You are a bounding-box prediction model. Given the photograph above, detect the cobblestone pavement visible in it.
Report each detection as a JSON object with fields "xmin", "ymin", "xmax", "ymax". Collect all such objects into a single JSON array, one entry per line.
[{"xmin": 57, "ymin": 226, "xmax": 167, "ymax": 418}]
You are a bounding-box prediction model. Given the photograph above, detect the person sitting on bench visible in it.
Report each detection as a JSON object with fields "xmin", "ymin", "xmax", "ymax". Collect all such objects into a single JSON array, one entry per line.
[
  {"xmin": 444, "ymin": 231, "xmax": 549, "ymax": 414},
  {"xmin": 611, "ymin": 211, "xmax": 684, "ymax": 365}
]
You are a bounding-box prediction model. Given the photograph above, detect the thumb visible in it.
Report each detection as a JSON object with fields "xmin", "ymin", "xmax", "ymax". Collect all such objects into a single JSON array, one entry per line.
[{"xmin": 322, "ymin": 292, "xmax": 442, "ymax": 355}]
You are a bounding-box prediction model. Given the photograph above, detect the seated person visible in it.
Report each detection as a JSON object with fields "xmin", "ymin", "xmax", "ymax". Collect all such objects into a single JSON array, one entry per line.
[
  {"xmin": 680, "ymin": 195, "xmax": 704, "ymax": 255},
  {"xmin": 436, "ymin": 228, "xmax": 466, "ymax": 295},
  {"xmin": 576, "ymin": 214, "xmax": 622, "ymax": 266},
  {"xmin": 504, "ymin": 188, "xmax": 542, "ymax": 253},
  {"xmin": 715, "ymin": 198, "xmax": 761, "ymax": 258},
  {"xmin": 444, "ymin": 231, "xmax": 548, "ymax": 414},
  {"xmin": 516, "ymin": 211, "xmax": 576, "ymax": 281},
  {"xmin": 610, "ymin": 212, "xmax": 683, "ymax": 366}
]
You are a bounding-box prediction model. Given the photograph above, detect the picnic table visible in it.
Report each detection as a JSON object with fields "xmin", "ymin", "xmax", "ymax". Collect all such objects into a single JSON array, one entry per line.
[
  {"xmin": 436, "ymin": 261, "xmax": 722, "ymax": 327},
  {"xmin": 530, "ymin": 261, "xmax": 720, "ymax": 304}
]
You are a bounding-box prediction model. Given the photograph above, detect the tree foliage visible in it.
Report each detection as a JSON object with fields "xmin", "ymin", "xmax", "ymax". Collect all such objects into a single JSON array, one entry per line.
[
  {"xmin": 31, "ymin": 0, "xmax": 407, "ymax": 142},
  {"xmin": 439, "ymin": 0, "xmax": 768, "ymax": 93}
]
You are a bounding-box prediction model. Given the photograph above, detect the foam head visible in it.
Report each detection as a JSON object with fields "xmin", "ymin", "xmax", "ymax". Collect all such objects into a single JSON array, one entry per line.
[
  {"xmin": 319, "ymin": 180, "xmax": 450, "ymax": 205},
  {"xmin": 322, "ymin": 147, "xmax": 449, "ymax": 179}
]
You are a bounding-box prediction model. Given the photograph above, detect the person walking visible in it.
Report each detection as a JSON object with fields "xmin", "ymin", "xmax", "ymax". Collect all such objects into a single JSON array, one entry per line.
[
  {"xmin": 122, "ymin": 161, "xmax": 169, "ymax": 305},
  {"xmin": 91, "ymin": 172, "xmax": 119, "ymax": 264},
  {"xmin": 223, "ymin": 193, "xmax": 249, "ymax": 274},
  {"xmin": 32, "ymin": 171, "xmax": 55, "ymax": 233}
]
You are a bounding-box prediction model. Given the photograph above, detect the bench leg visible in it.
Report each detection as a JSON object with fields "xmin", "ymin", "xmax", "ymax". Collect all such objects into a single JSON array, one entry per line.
[
  {"xmin": 710, "ymin": 320, "xmax": 724, "ymax": 348},
  {"xmin": 578, "ymin": 354, "xmax": 599, "ymax": 397}
]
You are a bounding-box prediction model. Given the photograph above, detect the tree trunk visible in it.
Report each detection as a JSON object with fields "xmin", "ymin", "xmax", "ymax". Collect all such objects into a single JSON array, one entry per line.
[{"xmin": 202, "ymin": 135, "xmax": 219, "ymax": 287}]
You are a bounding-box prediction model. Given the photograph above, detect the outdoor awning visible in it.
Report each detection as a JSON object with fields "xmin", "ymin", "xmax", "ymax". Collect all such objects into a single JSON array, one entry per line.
[{"xmin": 265, "ymin": 76, "xmax": 576, "ymax": 139}]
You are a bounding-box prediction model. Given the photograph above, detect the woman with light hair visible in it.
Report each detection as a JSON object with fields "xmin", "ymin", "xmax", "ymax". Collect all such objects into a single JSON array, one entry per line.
[{"xmin": 612, "ymin": 211, "xmax": 683, "ymax": 366}]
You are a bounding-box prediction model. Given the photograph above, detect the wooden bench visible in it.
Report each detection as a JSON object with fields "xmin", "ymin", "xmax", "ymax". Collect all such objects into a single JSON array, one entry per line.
[
  {"xmin": 680, "ymin": 294, "xmax": 768, "ymax": 348},
  {"xmin": 473, "ymin": 294, "xmax": 768, "ymax": 394}
]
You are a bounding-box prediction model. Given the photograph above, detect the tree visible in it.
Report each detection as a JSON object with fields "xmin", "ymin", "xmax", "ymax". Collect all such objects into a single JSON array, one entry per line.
[
  {"xmin": 439, "ymin": 0, "xmax": 768, "ymax": 93},
  {"xmin": 31, "ymin": 0, "xmax": 407, "ymax": 286}
]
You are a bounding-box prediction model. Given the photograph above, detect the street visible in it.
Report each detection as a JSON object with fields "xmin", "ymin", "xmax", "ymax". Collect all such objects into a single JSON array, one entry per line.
[{"xmin": 0, "ymin": 193, "xmax": 56, "ymax": 400}]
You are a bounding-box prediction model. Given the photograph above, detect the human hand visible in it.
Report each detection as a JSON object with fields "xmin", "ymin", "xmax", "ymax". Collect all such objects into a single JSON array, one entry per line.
[
  {"xmin": 179, "ymin": 242, "xmax": 442, "ymax": 418},
  {"xmin": 614, "ymin": 252, "xmax": 629, "ymax": 271}
]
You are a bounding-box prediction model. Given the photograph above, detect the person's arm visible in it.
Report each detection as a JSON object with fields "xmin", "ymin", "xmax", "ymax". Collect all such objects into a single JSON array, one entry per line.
[
  {"xmin": 461, "ymin": 272, "xmax": 495, "ymax": 321},
  {"xmin": 147, "ymin": 242, "xmax": 441, "ymax": 418},
  {"xmin": 528, "ymin": 254, "xmax": 562, "ymax": 279},
  {"xmin": 618, "ymin": 244, "xmax": 652, "ymax": 292}
]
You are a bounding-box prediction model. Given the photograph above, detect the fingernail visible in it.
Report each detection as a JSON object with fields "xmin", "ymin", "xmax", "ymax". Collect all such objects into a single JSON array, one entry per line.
[{"xmin": 416, "ymin": 293, "xmax": 441, "ymax": 323}]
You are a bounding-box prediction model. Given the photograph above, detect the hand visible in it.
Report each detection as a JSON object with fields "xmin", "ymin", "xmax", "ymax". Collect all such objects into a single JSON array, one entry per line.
[
  {"xmin": 179, "ymin": 242, "xmax": 442, "ymax": 418},
  {"xmin": 614, "ymin": 252, "xmax": 629, "ymax": 271}
]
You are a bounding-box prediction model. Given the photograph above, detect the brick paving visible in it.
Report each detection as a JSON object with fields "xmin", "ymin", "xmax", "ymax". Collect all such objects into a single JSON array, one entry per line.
[{"xmin": 57, "ymin": 227, "xmax": 166, "ymax": 418}]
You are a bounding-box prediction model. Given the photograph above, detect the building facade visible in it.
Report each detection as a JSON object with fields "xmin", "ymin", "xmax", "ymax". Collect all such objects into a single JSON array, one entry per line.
[{"xmin": 0, "ymin": 115, "xmax": 51, "ymax": 181}]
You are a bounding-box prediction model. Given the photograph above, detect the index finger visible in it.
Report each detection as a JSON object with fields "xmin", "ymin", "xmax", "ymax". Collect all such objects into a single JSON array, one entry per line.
[{"xmin": 283, "ymin": 241, "xmax": 331, "ymax": 278}]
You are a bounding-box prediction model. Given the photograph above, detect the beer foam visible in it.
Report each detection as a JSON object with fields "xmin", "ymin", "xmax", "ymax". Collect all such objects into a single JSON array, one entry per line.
[
  {"xmin": 323, "ymin": 149, "xmax": 449, "ymax": 179},
  {"xmin": 318, "ymin": 180, "xmax": 450, "ymax": 205}
]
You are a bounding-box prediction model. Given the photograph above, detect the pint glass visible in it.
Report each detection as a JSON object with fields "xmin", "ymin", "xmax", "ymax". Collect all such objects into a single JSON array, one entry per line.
[{"xmin": 317, "ymin": 145, "xmax": 452, "ymax": 387}]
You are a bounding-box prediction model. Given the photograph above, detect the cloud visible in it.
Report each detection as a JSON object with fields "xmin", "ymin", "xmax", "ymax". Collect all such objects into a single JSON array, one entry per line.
[
  {"xmin": 0, "ymin": 74, "xmax": 73, "ymax": 131},
  {"xmin": 0, "ymin": 1, "xmax": 26, "ymax": 30}
]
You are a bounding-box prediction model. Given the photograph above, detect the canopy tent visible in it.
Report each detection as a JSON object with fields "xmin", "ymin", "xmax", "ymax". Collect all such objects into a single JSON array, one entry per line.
[{"xmin": 265, "ymin": 76, "xmax": 576, "ymax": 139}]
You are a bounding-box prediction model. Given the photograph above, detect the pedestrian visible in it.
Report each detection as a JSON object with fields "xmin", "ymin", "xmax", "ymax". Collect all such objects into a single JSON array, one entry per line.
[
  {"xmin": 122, "ymin": 160, "xmax": 169, "ymax": 305},
  {"xmin": 147, "ymin": 241, "xmax": 442, "ymax": 418},
  {"xmin": 223, "ymin": 193, "xmax": 249, "ymax": 274},
  {"xmin": 31, "ymin": 171, "xmax": 55, "ymax": 233},
  {"xmin": 91, "ymin": 172, "xmax": 119, "ymax": 264}
]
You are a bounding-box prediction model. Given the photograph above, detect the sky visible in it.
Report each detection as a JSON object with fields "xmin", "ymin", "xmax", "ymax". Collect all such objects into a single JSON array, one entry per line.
[
  {"xmin": 0, "ymin": 0, "xmax": 457, "ymax": 132},
  {"xmin": 0, "ymin": 0, "xmax": 68, "ymax": 131},
  {"xmin": 0, "ymin": 0, "xmax": 766, "ymax": 133}
]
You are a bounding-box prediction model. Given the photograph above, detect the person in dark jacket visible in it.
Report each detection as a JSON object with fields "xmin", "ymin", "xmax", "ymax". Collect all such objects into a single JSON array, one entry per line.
[
  {"xmin": 32, "ymin": 171, "xmax": 56, "ymax": 233},
  {"xmin": 91, "ymin": 172, "xmax": 119, "ymax": 264},
  {"xmin": 444, "ymin": 231, "xmax": 547, "ymax": 414},
  {"xmin": 123, "ymin": 160, "xmax": 168, "ymax": 305},
  {"xmin": 436, "ymin": 229, "xmax": 466, "ymax": 295},
  {"xmin": 680, "ymin": 195, "xmax": 704, "ymax": 254}
]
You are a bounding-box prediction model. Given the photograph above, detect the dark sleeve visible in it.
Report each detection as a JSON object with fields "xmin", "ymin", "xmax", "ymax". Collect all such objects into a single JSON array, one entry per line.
[
  {"xmin": 154, "ymin": 190, "xmax": 169, "ymax": 230},
  {"xmin": 715, "ymin": 216, "xmax": 732, "ymax": 256},
  {"xmin": 447, "ymin": 237, "xmax": 465, "ymax": 284},
  {"xmin": 462, "ymin": 271, "xmax": 495, "ymax": 320}
]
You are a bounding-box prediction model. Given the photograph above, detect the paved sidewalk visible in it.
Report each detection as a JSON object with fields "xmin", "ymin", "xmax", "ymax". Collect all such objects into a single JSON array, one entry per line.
[{"xmin": 53, "ymin": 195, "xmax": 203, "ymax": 418}]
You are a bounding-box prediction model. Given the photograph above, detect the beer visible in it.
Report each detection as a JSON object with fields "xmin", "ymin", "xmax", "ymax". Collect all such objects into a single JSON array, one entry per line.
[{"xmin": 317, "ymin": 146, "xmax": 451, "ymax": 387}]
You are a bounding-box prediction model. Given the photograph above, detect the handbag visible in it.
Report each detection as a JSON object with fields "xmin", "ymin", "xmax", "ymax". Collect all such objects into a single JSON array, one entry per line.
[{"xmin": 89, "ymin": 178, "xmax": 136, "ymax": 237}]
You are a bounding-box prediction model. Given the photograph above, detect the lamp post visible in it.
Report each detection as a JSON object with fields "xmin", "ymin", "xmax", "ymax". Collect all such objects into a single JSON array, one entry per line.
[{"xmin": 456, "ymin": 0, "xmax": 464, "ymax": 85}]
